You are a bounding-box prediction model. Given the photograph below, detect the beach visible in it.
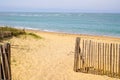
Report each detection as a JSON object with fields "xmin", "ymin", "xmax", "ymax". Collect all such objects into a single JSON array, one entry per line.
[
  {"xmin": 0, "ymin": 1, "xmax": 120, "ymax": 80},
  {"xmin": 3, "ymin": 29, "xmax": 120, "ymax": 80}
]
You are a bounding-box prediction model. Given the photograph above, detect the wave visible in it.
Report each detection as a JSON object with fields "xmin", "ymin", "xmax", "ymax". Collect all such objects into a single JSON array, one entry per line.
[
  {"xmin": 7, "ymin": 14, "xmax": 43, "ymax": 17},
  {"xmin": 0, "ymin": 13, "xmax": 43, "ymax": 17},
  {"xmin": 0, "ymin": 12, "xmax": 79, "ymax": 17}
]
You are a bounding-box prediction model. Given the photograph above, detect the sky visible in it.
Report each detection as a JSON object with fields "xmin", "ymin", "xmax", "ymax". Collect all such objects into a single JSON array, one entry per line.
[{"xmin": 0, "ymin": 0, "xmax": 120, "ymax": 13}]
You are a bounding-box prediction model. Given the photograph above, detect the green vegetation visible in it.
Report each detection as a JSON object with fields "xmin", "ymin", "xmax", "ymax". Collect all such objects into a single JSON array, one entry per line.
[
  {"xmin": 0, "ymin": 26, "xmax": 26, "ymax": 36},
  {"xmin": 27, "ymin": 33, "xmax": 42, "ymax": 39},
  {"xmin": 0, "ymin": 26, "xmax": 42, "ymax": 39}
]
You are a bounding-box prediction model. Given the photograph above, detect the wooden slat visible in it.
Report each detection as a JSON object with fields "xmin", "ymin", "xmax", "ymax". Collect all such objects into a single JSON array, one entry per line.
[
  {"xmin": 110, "ymin": 43, "xmax": 112, "ymax": 76},
  {"xmin": 3, "ymin": 46, "xmax": 8, "ymax": 79},
  {"xmin": 3, "ymin": 46, "xmax": 10, "ymax": 80},
  {"xmin": 112, "ymin": 44, "xmax": 115, "ymax": 76},
  {"xmin": 82, "ymin": 40, "xmax": 85, "ymax": 68},
  {"xmin": 0, "ymin": 64, "xmax": 1, "ymax": 80},
  {"xmin": 7, "ymin": 43, "xmax": 11, "ymax": 80},
  {"xmin": 88, "ymin": 40, "xmax": 91, "ymax": 68},
  {"xmin": 107, "ymin": 43, "xmax": 110, "ymax": 76},
  {"xmin": 0, "ymin": 45, "xmax": 2, "ymax": 80},
  {"xmin": 91, "ymin": 41, "xmax": 93, "ymax": 68},
  {"xmin": 0, "ymin": 45, "xmax": 6, "ymax": 80},
  {"xmin": 74, "ymin": 37, "xmax": 80, "ymax": 71},
  {"xmin": 86, "ymin": 40, "xmax": 88, "ymax": 69},
  {"xmin": 95, "ymin": 42, "xmax": 97, "ymax": 69},
  {"xmin": 92, "ymin": 41, "xmax": 95, "ymax": 69},
  {"xmin": 96, "ymin": 42, "xmax": 98, "ymax": 72},
  {"xmin": 99, "ymin": 43, "xmax": 102, "ymax": 74},
  {"xmin": 98, "ymin": 43, "xmax": 100, "ymax": 73},
  {"xmin": 104, "ymin": 43, "xmax": 107, "ymax": 74},
  {"xmin": 102, "ymin": 43, "xmax": 105, "ymax": 74},
  {"xmin": 115, "ymin": 44, "xmax": 118, "ymax": 76},
  {"xmin": 4, "ymin": 43, "xmax": 11, "ymax": 80},
  {"xmin": 119, "ymin": 44, "xmax": 120, "ymax": 77},
  {"xmin": 84, "ymin": 40, "xmax": 87, "ymax": 72}
]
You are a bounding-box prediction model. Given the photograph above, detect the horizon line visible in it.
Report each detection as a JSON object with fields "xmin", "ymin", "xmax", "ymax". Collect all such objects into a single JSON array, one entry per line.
[{"xmin": 0, "ymin": 11, "xmax": 120, "ymax": 14}]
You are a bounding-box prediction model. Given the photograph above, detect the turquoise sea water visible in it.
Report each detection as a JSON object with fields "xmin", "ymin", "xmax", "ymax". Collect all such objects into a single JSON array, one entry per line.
[{"xmin": 0, "ymin": 12, "xmax": 120, "ymax": 37}]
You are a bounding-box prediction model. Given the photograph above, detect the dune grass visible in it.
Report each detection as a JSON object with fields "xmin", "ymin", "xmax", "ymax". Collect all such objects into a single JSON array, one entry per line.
[
  {"xmin": 0, "ymin": 26, "xmax": 26, "ymax": 36},
  {"xmin": 27, "ymin": 33, "xmax": 42, "ymax": 39},
  {"xmin": 0, "ymin": 26, "xmax": 42, "ymax": 39}
]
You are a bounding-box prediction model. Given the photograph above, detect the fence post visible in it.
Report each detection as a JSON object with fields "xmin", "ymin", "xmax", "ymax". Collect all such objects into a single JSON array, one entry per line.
[
  {"xmin": 8, "ymin": 43, "xmax": 11, "ymax": 80},
  {"xmin": 112, "ymin": 44, "xmax": 115, "ymax": 77},
  {"xmin": 84, "ymin": 40, "xmax": 87, "ymax": 72},
  {"xmin": 115, "ymin": 44, "xmax": 118, "ymax": 77},
  {"xmin": 110, "ymin": 43, "xmax": 112, "ymax": 76},
  {"xmin": 119, "ymin": 44, "xmax": 120, "ymax": 78},
  {"xmin": 104, "ymin": 43, "xmax": 107, "ymax": 75},
  {"xmin": 103, "ymin": 43, "xmax": 105, "ymax": 74},
  {"xmin": 74, "ymin": 37, "xmax": 80, "ymax": 72},
  {"xmin": 0, "ymin": 45, "xmax": 2, "ymax": 79},
  {"xmin": 98, "ymin": 43, "xmax": 100, "ymax": 74},
  {"xmin": 0, "ymin": 45, "xmax": 6, "ymax": 80},
  {"xmin": 4, "ymin": 43, "xmax": 11, "ymax": 80}
]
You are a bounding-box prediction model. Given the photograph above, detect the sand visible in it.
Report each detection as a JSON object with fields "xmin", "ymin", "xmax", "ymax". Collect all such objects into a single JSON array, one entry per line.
[{"xmin": 4, "ymin": 30, "xmax": 120, "ymax": 80}]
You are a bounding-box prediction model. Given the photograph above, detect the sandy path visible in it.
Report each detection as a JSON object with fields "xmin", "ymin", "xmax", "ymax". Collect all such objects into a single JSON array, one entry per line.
[{"xmin": 5, "ymin": 30, "xmax": 120, "ymax": 80}]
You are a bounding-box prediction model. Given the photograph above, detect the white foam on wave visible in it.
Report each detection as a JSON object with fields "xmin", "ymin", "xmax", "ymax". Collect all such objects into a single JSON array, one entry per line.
[
  {"xmin": 42, "ymin": 29, "xmax": 58, "ymax": 32},
  {"xmin": 19, "ymin": 14, "xmax": 43, "ymax": 17},
  {"xmin": 1, "ymin": 13, "xmax": 43, "ymax": 17},
  {"xmin": 0, "ymin": 13, "xmax": 66, "ymax": 17}
]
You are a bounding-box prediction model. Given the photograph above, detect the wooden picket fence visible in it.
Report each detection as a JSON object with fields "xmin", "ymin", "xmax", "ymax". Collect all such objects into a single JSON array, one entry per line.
[
  {"xmin": 0, "ymin": 43, "xmax": 11, "ymax": 80},
  {"xmin": 74, "ymin": 37, "xmax": 120, "ymax": 78}
]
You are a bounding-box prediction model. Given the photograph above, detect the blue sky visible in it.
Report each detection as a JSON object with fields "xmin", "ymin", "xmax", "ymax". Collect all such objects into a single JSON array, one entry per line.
[{"xmin": 0, "ymin": 0, "xmax": 120, "ymax": 13}]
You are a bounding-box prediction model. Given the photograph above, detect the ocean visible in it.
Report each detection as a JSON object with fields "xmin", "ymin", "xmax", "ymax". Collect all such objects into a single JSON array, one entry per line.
[{"xmin": 0, "ymin": 12, "xmax": 120, "ymax": 37}]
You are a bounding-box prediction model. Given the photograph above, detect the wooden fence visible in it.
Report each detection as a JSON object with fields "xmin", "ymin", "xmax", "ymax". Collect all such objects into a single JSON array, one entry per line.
[
  {"xmin": 0, "ymin": 43, "xmax": 11, "ymax": 80},
  {"xmin": 74, "ymin": 37, "xmax": 120, "ymax": 78}
]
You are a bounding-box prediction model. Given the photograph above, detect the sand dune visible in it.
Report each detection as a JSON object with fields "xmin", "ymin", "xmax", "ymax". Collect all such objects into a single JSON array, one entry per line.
[{"xmin": 4, "ymin": 30, "xmax": 120, "ymax": 80}]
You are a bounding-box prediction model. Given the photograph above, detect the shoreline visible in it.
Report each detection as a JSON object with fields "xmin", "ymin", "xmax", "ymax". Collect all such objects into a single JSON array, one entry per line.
[
  {"xmin": 26, "ymin": 28, "xmax": 120, "ymax": 42},
  {"xmin": 1, "ymin": 25, "xmax": 120, "ymax": 39},
  {"xmin": 14, "ymin": 27, "xmax": 120, "ymax": 39},
  {"xmin": 0, "ymin": 25, "xmax": 120, "ymax": 42}
]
